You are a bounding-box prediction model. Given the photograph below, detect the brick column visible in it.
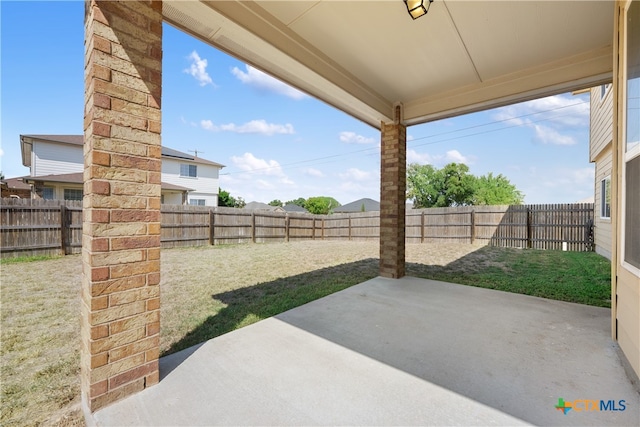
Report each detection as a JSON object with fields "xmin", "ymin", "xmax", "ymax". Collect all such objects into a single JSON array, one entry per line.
[
  {"xmin": 82, "ymin": 0, "xmax": 162, "ymax": 412},
  {"xmin": 379, "ymin": 115, "xmax": 406, "ymax": 278}
]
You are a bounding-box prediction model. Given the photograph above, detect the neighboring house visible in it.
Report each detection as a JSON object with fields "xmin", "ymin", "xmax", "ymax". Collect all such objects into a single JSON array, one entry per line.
[
  {"xmin": 1, "ymin": 177, "xmax": 31, "ymax": 198},
  {"xmin": 333, "ymin": 198, "xmax": 380, "ymax": 213},
  {"xmin": 589, "ymin": 85, "xmax": 614, "ymax": 260},
  {"xmin": 243, "ymin": 201, "xmax": 285, "ymax": 212},
  {"xmin": 283, "ymin": 203, "xmax": 308, "ymax": 213},
  {"xmin": 17, "ymin": 134, "xmax": 224, "ymax": 206}
]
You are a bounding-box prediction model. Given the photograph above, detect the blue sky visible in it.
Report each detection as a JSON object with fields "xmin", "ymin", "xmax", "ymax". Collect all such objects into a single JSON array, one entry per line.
[{"xmin": 1, "ymin": 1, "xmax": 595, "ymax": 205}]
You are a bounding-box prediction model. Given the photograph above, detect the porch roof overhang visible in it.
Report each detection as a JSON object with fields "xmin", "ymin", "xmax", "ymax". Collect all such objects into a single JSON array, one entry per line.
[{"xmin": 163, "ymin": 0, "xmax": 614, "ymax": 129}]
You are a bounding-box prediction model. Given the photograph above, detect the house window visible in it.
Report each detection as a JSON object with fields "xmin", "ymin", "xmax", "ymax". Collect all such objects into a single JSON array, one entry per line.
[
  {"xmin": 600, "ymin": 177, "xmax": 611, "ymax": 218},
  {"xmin": 42, "ymin": 187, "xmax": 54, "ymax": 200},
  {"xmin": 64, "ymin": 189, "xmax": 83, "ymax": 201},
  {"xmin": 189, "ymin": 199, "xmax": 205, "ymax": 206},
  {"xmin": 623, "ymin": 0, "xmax": 640, "ymax": 271},
  {"xmin": 180, "ymin": 164, "xmax": 197, "ymax": 178}
]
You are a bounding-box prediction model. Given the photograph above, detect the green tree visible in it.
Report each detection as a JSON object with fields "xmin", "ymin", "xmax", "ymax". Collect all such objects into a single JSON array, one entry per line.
[
  {"xmin": 407, "ymin": 163, "xmax": 523, "ymax": 208},
  {"xmin": 407, "ymin": 163, "xmax": 475, "ymax": 208},
  {"xmin": 268, "ymin": 199, "xmax": 283, "ymax": 207},
  {"xmin": 473, "ymin": 173, "xmax": 524, "ymax": 205},
  {"xmin": 305, "ymin": 196, "xmax": 341, "ymax": 214},
  {"xmin": 234, "ymin": 197, "xmax": 246, "ymax": 208},
  {"xmin": 218, "ymin": 188, "xmax": 236, "ymax": 207},
  {"xmin": 285, "ymin": 197, "xmax": 307, "ymax": 207}
]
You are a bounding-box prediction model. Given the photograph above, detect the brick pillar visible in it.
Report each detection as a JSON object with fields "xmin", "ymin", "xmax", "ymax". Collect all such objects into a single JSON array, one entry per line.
[
  {"xmin": 82, "ymin": 0, "xmax": 162, "ymax": 412},
  {"xmin": 379, "ymin": 115, "xmax": 406, "ymax": 278}
]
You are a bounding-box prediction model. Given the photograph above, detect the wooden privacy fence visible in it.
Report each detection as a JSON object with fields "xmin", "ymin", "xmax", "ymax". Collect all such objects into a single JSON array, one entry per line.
[
  {"xmin": 406, "ymin": 203, "xmax": 594, "ymax": 251},
  {"xmin": 1, "ymin": 199, "xmax": 594, "ymax": 257},
  {"xmin": 160, "ymin": 207, "xmax": 379, "ymax": 248},
  {"xmin": 0, "ymin": 198, "xmax": 83, "ymax": 257}
]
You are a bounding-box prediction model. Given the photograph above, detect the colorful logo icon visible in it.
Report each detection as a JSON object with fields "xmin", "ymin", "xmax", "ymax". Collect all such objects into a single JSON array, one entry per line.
[
  {"xmin": 554, "ymin": 397, "xmax": 627, "ymax": 414},
  {"xmin": 555, "ymin": 398, "xmax": 572, "ymax": 414}
]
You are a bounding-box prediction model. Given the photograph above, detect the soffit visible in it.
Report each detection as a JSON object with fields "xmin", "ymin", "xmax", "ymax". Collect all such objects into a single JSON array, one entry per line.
[{"xmin": 163, "ymin": 0, "xmax": 614, "ymax": 128}]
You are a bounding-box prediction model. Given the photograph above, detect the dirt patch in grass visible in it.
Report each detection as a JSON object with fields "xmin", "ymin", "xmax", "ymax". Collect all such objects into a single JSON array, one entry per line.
[{"xmin": 0, "ymin": 241, "xmax": 609, "ymax": 426}]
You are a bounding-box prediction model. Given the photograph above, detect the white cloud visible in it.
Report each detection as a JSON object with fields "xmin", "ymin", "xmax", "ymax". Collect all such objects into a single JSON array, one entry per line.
[
  {"xmin": 407, "ymin": 149, "xmax": 472, "ymax": 165},
  {"xmin": 184, "ymin": 51, "xmax": 214, "ymax": 86},
  {"xmin": 407, "ymin": 149, "xmax": 432, "ymax": 164},
  {"xmin": 339, "ymin": 131, "xmax": 375, "ymax": 144},
  {"xmin": 493, "ymin": 94, "xmax": 588, "ymax": 145},
  {"xmin": 201, "ymin": 119, "xmax": 295, "ymax": 136},
  {"xmin": 304, "ymin": 168, "xmax": 324, "ymax": 177},
  {"xmin": 231, "ymin": 65, "xmax": 307, "ymax": 100},
  {"xmin": 0, "ymin": 148, "xmax": 4, "ymax": 157},
  {"xmin": 231, "ymin": 152, "xmax": 286, "ymax": 177},
  {"xmin": 339, "ymin": 168, "xmax": 374, "ymax": 182},
  {"xmin": 220, "ymin": 120, "xmax": 294, "ymax": 136},
  {"xmin": 444, "ymin": 149, "xmax": 471, "ymax": 164},
  {"xmin": 200, "ymin": 120, "xmax": 216, "ymax": 131},
  {"xmin": 532, "ymin": 124, "xmax": 577, "ymax": 145},
  {"xmin": 225, "ymin": 153, "xmax": 295, "ymax": 201}
]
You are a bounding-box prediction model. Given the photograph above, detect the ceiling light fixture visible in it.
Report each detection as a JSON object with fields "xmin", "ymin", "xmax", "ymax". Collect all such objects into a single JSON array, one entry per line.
[{"xmin": 404, "ymin": 0, "xmax": 434, "ymax": 20}]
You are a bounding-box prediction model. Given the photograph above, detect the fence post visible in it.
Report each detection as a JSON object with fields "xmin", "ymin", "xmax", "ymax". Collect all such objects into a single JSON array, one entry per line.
[
  {"xmin": 470, "ymin": 210, "xmax": 475, "ymax": 244},
  {"xmin": 285, "ymin": 214, "xmax": 290, "ymax": 242},
  {"xmin": 348, "ymin": 215, "xmax": 352, "ymax": 241},
  {"xmin": 60, "ymin": 204, "xmax": 69, "ymax": 255},
  {"xmin": 321, "ymin": 218, "xmax": 325, "ymax": 240},
  {"xmin": 420, "ymin": 210, "xmax": 425, "ymax": 244},
  {"xmin": 526, "ymin": 207, "xmax": 532, "ymax": 249},
  {"xmin": 209, "ymin": 209, "xmax": 215, "ymax": 246},
  {"xmin": 251, "ymin": 212, "xmax": 256, "ymax": 243}
]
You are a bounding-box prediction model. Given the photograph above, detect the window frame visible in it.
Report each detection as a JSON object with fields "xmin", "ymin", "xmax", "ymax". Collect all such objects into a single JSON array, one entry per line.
[
  {"xmin": 42, "ymin": 187, "xmax": 54, "ymax": 200},
  {"xmin": 621, "ymin": 0, "xmax": 640, "ymax": 275},
  {"xmin": 600, "ymin": 176, "xmax": 611, "ymax": 219},
  {"xmin": 63, "ymin": 188, "xmax": 83, "ymax": 201},
  {"xmin": 180, "ymin": 164, "xmax": 197, "ymax": 178},
  {"xmin": 189, "ymin": 199, "xmax": 206, "ymax": 206}
]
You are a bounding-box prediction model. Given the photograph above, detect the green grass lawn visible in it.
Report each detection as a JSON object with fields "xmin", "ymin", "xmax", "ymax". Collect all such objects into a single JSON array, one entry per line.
[{"xmin": 407, "ymin": 246, "xmax": 612, "ymax": 307}]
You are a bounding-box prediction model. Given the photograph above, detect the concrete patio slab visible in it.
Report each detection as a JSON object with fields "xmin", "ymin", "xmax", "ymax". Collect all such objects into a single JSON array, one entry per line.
[{"xmin": 92, "ymin": 277, "xmax": 639, "ymax": 426}]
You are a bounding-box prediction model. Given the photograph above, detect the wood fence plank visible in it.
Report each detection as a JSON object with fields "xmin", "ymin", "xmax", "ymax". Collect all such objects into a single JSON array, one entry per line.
[{"xmin": 1, "ymin": 200, "xmax": 596, "ymax": 257}]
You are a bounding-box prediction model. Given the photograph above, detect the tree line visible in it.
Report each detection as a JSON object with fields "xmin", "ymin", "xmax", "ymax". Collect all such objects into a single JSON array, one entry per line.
[
  {"xmin": 219, "ymin": 162, "xmax": 524, "ymax": 212},
  {"xmin": 407, "ymin": 163, "xmax": 523, "ymax": 208},
  {"xmin": 218, "ymin": 190, "xmax": 341, "ymax": 215}
]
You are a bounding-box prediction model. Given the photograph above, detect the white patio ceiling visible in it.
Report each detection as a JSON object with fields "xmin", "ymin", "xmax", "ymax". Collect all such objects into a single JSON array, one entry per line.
[{"xmin": 163, "ymin": 0, "xmax": 614, "ymax": 128}]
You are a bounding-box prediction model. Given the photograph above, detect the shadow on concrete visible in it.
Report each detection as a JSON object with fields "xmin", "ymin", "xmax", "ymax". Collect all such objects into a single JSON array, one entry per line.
[
  {"xmin": 163, "ymin": 258, "xmax": 380, "ymax": 363},
  {"xmin": 153, "ymin": 244, "xmax": 631, "ymax": 427}
]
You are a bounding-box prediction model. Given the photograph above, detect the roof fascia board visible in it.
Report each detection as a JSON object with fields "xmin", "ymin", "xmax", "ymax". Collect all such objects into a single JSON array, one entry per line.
[
  {"xmin": 20, "ymin": 135, "xmax": 33, "ymax": 168},
  {"xmin": 404, "ymin": 46, "xmax": 613, "ymax": 125}
]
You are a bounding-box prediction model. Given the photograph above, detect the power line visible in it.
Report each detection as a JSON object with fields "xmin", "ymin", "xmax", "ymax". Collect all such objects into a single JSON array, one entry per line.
[{"xmin": 220, "ymin": 100, "xmax": 589, "ymax": 177}]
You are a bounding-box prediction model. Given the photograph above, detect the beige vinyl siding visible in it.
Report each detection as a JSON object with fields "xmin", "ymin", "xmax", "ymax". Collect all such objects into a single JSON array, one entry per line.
[
  {"xmin": 616, "ymin": 267, "xmax": 640, "ymax": 376},
  {"xmin": 589, "ymin": 86, "xmax": 614, "ymax": 162},
  {"xmin": 594, "ymin": 148, "xmax": 613, "ymax": 259}
]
